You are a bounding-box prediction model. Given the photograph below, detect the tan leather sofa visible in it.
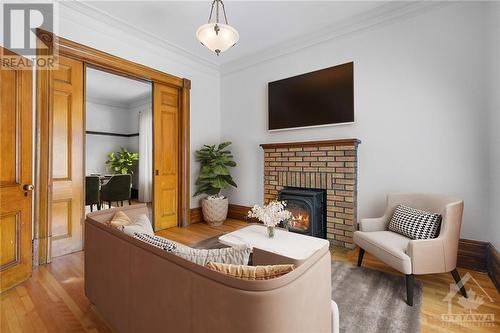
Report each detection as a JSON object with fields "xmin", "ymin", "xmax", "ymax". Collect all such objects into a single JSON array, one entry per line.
[
  {"xmin": 85, "ymin": 205, "xmax": 335, "ymax": 333},
  {"xmin": 353, "ymin": 193, "xmax": 466, "ymax": 306}
]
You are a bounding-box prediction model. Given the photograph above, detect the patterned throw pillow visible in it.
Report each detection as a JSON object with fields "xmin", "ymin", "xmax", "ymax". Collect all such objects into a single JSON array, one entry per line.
[
  {"xmin": 206, "ymin": 262, "xmax": 295, "ymax": 280},
  {"xmin": 133, "ymin": 233, "xmax": 177, "ymax": 252},
  {"xmin": 173, "ymin": 245, "xmax": 252, "ymax": 266},
  {"xmin": 388, "ymin": 204, "xmax": 442, "ymax": 240}
]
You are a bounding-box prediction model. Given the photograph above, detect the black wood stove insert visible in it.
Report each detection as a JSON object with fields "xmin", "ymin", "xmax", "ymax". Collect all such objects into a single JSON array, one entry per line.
[{"xmin": 278, "ymin": 187, "xmax": 326, "ymax": 239}]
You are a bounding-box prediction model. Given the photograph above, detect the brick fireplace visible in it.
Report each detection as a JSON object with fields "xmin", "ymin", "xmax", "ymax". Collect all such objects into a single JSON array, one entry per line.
[{"xmin": 260, "ymin": 139, "xmax": 360, "ymax": 248}]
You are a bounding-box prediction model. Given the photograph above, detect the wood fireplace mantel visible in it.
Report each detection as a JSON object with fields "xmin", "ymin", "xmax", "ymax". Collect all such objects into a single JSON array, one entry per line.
[{"xmin": 260, "ymin": 139, "xmax": 361, "ymax": 150}]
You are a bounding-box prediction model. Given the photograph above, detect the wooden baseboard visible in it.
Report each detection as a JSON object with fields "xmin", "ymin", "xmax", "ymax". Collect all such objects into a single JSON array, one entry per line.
[
  {"xmin": 457, "ymin": 239, "xmax": 489, "ymax": 272},
  {"xmin": 189, "ymin": 207, "xmax": 202, "ymax": 224},
  {"xmin": 227, "ymin": 204, "xmax": 252, "ymax": 220},
  {"xmin": 189, "ymin": 204, "xmax": 252, "ymax": 224},
  {"xmin": 457, "ymin": 238, "xmax": 500, "ymax": 293},
  {"xmin": 487, "ymin": 243, "xmax": 500, "ymax": 292}
]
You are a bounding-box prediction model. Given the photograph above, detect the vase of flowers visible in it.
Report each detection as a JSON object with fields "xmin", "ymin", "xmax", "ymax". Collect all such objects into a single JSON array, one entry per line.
[{"xmin": 248, "ymin": 201, "xmax": 291, "ymax": 238}]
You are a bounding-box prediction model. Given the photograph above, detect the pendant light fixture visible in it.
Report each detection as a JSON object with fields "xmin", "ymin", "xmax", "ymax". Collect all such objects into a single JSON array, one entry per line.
[{"xmin": 196, "ymin": 0, "xmax": 239, "ymax": 56}]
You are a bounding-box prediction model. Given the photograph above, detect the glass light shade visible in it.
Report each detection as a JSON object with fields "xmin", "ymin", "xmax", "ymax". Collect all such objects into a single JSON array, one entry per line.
[{"xmin": 196, "ymin": 23, "xmax": 239, "ymax": 55}]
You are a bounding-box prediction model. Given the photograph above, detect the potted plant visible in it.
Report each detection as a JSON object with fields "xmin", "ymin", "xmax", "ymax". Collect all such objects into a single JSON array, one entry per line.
[
  {"xmin": 194, "ymin": 142, "xmax": 237, "ymax": 226},
  {"xmin": 105, "ymin": 147, "xmax": 139, "ymax": 174}
]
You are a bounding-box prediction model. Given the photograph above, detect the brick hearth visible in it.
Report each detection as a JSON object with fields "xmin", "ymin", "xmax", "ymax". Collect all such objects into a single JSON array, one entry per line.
[{"xmin": 260, "ymin": 139, "xmax": 361, "ymax": 248}]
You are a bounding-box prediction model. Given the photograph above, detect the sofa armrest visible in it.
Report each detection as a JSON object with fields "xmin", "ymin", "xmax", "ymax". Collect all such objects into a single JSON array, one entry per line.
[
  {"xmin": 331, "ymin": 300, "xmax": 339, "ymax": 333},
  {"xmin": 407, "ymin": 238, "xmax": 446, "ymax": 274},
  {"xmin": 358, "ymin": 215, "xmax": 389, "ymax": 232}
]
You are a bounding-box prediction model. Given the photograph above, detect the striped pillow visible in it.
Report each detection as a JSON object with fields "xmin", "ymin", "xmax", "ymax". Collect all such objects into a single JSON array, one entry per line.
[{"xmin": 388, "ymin": 204, "xmax": 442, "ymax": 240}]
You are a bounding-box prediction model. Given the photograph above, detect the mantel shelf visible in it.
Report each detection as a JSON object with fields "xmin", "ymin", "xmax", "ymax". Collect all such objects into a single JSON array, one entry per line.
[{"xmin": 260, "ymin": 139, "xmax": 361, "ymax": 149}]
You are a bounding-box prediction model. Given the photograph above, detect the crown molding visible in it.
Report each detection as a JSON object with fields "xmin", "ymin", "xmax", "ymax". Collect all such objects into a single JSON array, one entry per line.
[
  {"xmin": 58, "ymin": 0, "xmax": 220, "ymax": 75},
  {"xmin": 58, "ymin": 1, "xmax": 450, "ymax": 78},
  {"xmin": 220, "ymin": 1, "xmax": 450, "ymax": 76}
]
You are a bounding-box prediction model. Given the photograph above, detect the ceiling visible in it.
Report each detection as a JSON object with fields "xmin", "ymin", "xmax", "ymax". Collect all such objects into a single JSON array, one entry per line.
[
  {"xmin": 86, "ymin": 67, "xmax": 151, "ymax": 107},
  {"xmin": 82, "ymin": 1, "xmax": 389, "ymax": 66}
]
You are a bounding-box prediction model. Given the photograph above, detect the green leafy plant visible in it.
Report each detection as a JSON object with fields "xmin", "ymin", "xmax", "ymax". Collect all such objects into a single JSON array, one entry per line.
[
  {"xmin": 194, "ymin": 142, "xmax": 237, "ymax": 197},
  {"xmin": 105, "ymin": 147, "xmax": 139, "ymax": 175}
]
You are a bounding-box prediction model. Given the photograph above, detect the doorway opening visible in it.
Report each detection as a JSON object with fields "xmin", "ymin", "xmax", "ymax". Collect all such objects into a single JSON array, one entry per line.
[{"xmin": 84, "ymin": 67, "xmax": 152, "ymax": 214}]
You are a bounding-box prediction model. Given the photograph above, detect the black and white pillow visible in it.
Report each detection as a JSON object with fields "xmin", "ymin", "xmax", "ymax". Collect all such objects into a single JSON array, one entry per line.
[
  {"xmin": 388, "ymin": 204, "xmax": 442, "ymax": 240},
  {"xmin": 134, "ymin": 233, "xmax": 177, "ymax": 252}
]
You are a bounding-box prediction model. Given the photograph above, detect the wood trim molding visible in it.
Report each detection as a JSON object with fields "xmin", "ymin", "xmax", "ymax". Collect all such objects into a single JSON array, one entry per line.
[
  {"xmin": 35, "ymin": 30, "xmax": 190, "ymax": 263},
  {"xmin": 487, "ymin": 244, "xmax": 500, "ymax": 293},
  {"xmin": 35, "ymin": 38, "xmax": 54, "ymax": 264},
  {"xmin": 457, "ymin": 239, "xmax": 500, "ymax": 292},
  {"xmin": 37, "ymin": 30, "xmax": 183, "ymax": 88},
  {"xmin": 179, "ymin": 79, "xmax": 191, "ymax": 227},
  {"xmin": 260, "ymin": 139, "xmax": 361, "ymax": 150},
  {"xmin": 190, "ymin": 207, "xmax": 203, "ymax": 224},
  {"xmin": 190, "ymin": 204, "xmax": 252, "ymax": 224},
  {"xmin": 227, "ymin": 204, "xmax": 252, "ymax": 221},
  {"xmin": 457, "ymin": 239, "xmax": 489, "ymax": 272}
]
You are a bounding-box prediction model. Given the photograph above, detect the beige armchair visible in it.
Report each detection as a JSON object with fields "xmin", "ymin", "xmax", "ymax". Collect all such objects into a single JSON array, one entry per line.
[{"xmin": 353, "ymin": 193, "xmax": 466, "ymax": 306}]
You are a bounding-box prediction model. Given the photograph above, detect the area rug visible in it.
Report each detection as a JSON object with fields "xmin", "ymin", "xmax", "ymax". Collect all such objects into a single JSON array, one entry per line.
[{"xmin": 331, "ymin": 261, "xmax": 422, "ymax": 333}]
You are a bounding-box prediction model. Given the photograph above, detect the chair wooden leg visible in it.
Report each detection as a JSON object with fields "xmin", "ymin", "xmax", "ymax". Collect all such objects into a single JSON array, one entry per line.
[
  {"xmin": 121, "ymin": 201, "xmax": 124, "ymax": 206},
  {"xmin": 129, "ymin": 199, "xmax": 132, "ymax": 205},
  {"xmin": 108, "ymin": 201, "xmax": 111, "ymax": 208},
  {"xmin": 406, "ymin": 274, "xmax": 414, "ymax": 306},
  {"xmin": 357, "ymin": 248, "xmax": 365, "ymax": 267},
  {"xmin": 90, "ymin": 204, "xmax": 93, "ymax": 212},
  {"xmin": 451, "ymin": 269, "xmax": 467, "ymax": 298}
]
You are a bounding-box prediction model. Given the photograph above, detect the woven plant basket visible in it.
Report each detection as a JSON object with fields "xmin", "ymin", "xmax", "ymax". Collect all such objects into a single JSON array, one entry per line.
[{"xmin": 201, "ymin": 197, "xmax": 228, "ymax": 226}]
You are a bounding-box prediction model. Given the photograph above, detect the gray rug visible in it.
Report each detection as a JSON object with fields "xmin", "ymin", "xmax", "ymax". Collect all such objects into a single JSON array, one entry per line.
[{"xmin": 331, "ymin": 261, "xmax": 422, "ymax": 333}]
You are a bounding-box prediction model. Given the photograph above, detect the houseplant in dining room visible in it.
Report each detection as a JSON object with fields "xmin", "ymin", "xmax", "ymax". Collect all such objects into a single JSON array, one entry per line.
[
  {"xmin": 194, "ymin": 142, "xmax": 237, "ymax": 226},
  {"xmin": 248, "ymin": 201, "xmax": 291, "ymax": 238},
  {"xmin": 105, "ymin": 147, "xmax": 139, "ymax": 174}
]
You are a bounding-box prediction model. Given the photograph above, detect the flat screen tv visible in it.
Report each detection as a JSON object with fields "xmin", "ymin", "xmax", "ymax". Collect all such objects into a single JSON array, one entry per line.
[{"xmin": 268, "ymin": 62, "xmax": 354, "ymax": 131}]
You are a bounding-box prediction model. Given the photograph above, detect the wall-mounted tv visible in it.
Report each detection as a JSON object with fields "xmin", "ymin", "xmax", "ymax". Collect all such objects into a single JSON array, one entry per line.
[{"xmin": 268, "ymin": 62, "xmax": 354, "ymax": 131}]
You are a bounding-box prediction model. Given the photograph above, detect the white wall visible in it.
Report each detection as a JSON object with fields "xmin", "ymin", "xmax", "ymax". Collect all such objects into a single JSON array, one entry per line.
[
  {"xmin": 59, "ymin": 3, "xmax": 221, "ymax": 208},
  {"xmin": 220, "ymin": 3, "xmax": 492, "ymax": 242},
  {"xmin": 85, "ymin": 101, "xmax": 140, "ymax": 180},
  {"xmin": 488, "ymin": 2, "xmax": 500, "ymax": 249}
]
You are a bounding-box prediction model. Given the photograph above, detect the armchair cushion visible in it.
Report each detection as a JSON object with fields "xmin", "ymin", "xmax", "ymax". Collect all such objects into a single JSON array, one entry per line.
[
  {"xmin": 388, "ymin": 204, "xmax": 442, "ymax": 240},
  {"xmin": 353, "ymin": 231, "xmax": 412, "ymax": 274}
]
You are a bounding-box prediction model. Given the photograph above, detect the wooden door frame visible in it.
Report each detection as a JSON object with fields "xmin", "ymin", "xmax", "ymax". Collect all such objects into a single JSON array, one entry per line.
[{"xmin": 35, "ymin": 30, "xmax": 191, "ymax": 265}]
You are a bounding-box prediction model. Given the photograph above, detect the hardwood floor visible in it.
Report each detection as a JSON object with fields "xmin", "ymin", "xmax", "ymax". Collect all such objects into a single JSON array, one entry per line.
[{"xmin": 1, "ymin": 219, "xmax": 498, "ymax": 332}]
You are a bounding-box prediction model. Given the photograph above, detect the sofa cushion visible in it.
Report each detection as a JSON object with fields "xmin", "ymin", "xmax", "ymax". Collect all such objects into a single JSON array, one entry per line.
[
  {"xmin": 206, "ymin": 262, "xmax": 294, "ymax": 280},
  {"xmin": 108, "ymin": 211, "xmax": 133, "ymax": 229},
  {"xmin": 173, "ymin": 245, "xmax": 252, "ymax": 266},
  {"xmin": 134, "ymin": 233, "xmax": 177, "ymax": 252},
  {"xmin": 353, "ymin": 231, "xmax": 412, "ymax": 274},
  {"xmin": 388, "ymin": 204, "xmax": 442, "ymax": 240},
  {"xmin": 123, "ymin": 214, "xmax": 154, "ymax": 236}
]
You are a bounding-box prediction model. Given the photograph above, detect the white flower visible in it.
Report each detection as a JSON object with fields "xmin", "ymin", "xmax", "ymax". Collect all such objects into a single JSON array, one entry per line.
[{"xmin": 248, "ymin": 201, "xmax": 292, "ymax": 227}]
